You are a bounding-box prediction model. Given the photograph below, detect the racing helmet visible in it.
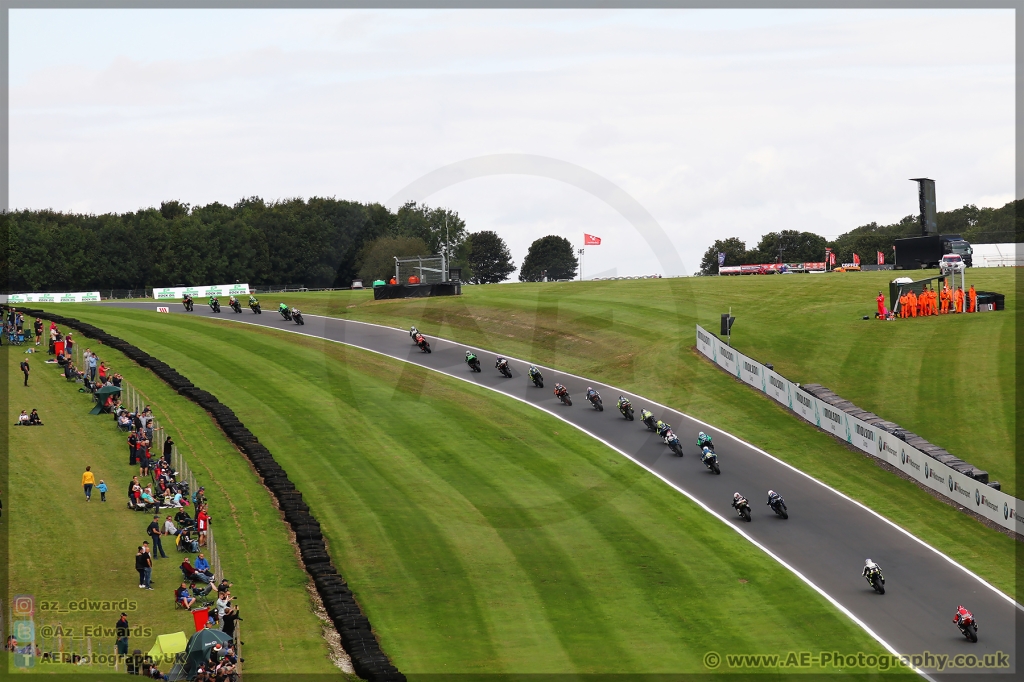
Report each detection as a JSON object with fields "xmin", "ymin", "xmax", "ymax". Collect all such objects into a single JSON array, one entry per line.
[
  {"xmin": 699, "ymin": 431, "xmax": 708, "ymax": 441},
  {"xmin": 466, "ymin": 351, "xmax": 472, "ymax": 358},
  {"xmin": 768, "ymin": 490, "xmax": 776, "ymax": 497},
  {"xmin": 734, "ymin": 492, "xmax": 741, "ymax": 500}
]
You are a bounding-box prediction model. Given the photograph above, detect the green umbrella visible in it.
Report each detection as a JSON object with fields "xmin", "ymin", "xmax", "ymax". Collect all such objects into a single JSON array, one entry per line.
[
  {"xmin": 167, "ymin": 628, "xmax": 233, "ymax": 681},
  {"xmin": 89, "ymin": 385, "xmax": 121, "ymax": 415}
]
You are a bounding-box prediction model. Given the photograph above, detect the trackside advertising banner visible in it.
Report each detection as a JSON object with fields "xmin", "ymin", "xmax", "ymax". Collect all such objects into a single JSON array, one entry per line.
[
  {"xmin": 696, "ymin": 325, "xmax": 1021, "ymax": 533},
  {"xmin": 7, "ymin": 291, "xmax": 101, "ymax": 303},
  {"xmin": 153, "ymin": 284, "xmax": 250, "ymax": 300}
]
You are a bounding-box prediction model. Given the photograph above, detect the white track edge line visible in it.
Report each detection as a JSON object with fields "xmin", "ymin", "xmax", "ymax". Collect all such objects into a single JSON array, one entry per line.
[
  {"xmin": 189, "ymin": 313, "xmax": 941, "ymax": 677},
  {"xmin": 304, "ymin": 313, "xmax": 1020, "ymax": 612}
]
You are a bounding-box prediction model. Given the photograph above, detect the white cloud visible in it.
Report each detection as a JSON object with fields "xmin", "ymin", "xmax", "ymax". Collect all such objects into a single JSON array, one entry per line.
[{"xmin": 10, "ymin": 8, "xmax": 1014, "ymax": 277}]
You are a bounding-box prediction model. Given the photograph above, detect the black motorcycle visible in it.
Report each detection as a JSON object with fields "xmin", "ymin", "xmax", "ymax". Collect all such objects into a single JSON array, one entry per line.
[
  {"xmin": 280, "ymin": 308, "xmax": 292, "ymax": 321},
  {"xmin": 555, "ymin": 388, "xmax": 572, "ymax": 406},
  {"xmin": 664, "ymin": 429, "xmax": 683, "ymax": 456},
  {"xmin": 467, "ymin": 356, "xmax": 481, "ymax": 373},
  {"xmin": 183, "ymin": 298, "xmax": 194, "ymax": 312},
  {"xmin": 249, "ymin": 301, "xmax": 262, "ymax": 314},
  {"xmin": 642, "ymin": 413, "xmax": 658, "ymax": 432},
  {"xmin": 209, "ymin": 299, "xmax": 221, "ymax": 313},
  {"xmin": 700, "ymin": 447, "xmax": 721, "ymax": 475},
  {"xmin": 529, "ymin": 370, "xmax": 544, "ymax": 388},
  {"xmin": 734, "ymin": 498, "xmax": 752, "ymax": 522},
  {"xmin": 618, "ymin": 400, "xmax": 634, "ymax": 421},
  {"xmin": 292, "ymin": 310, "xmax": 305, "ymax": 325},
  {"xmin": 230, "ymin": 300, "xmax": 242, "ymax": 314},
  {"xmin": 768, "ymin": 495, "xmax": 788, "ymax": 519},
  {"xmin": 865, "ymin": 569, "xmax": 885, "ymax": 595},
  {"xmin": 417, "ymin": 337, "xmax": 431, "ymax": 353},
  {"xmin": 587, "ymin": 391, "xmax": 604, "ymax": 411},
  {"xmin": 497, "ymin": 359, "xmax": 512, "ymax": 378}
]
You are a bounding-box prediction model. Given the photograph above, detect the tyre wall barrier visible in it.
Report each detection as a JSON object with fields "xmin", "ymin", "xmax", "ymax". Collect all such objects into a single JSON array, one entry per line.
[
  {"xmin": 14, "ymin": 307, "xmax": 406, "ymax": 682},
  {"xmin": 695, "ymin": 324, "xmax": 1022, "ymax": 534}
]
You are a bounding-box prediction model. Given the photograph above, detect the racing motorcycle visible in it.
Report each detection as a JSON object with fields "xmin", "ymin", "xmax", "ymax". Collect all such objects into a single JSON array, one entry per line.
[
  {"xmin": 182, "ymin": 297, "xmax": 194, "ymax": 312},
  {"xmin": 496, "ymin": 358, "xmax": 512, "ymax": 378},
  {"xmin": 292, "ymin": 309, "xmax": 305, "ymax": 325},
  {"xmin": 230, "ymin": 299, "xmax": 242, "ymax": 314},
  {"xmin": 641, "ymin": 411, "xmax": 658, "ymax": 432},
  {"xmin": 618, "ymin": 399, "xmax": 634, "ymax": 421},
  {"xmin": 768, "ymin": 494, "xmax": 788, "ymax": 518},
  {"xmin": 529, "ymin": 368, "xmax": 544, "ymax": 388},
  {"xmin": 554, "ymin": 385, "xmax": 572, "ymax": 406},
  {"xmin": 954, "ymin": 609, "xmax": 978, "ymax": 643},
  {"xmin": 279, "ymin": 307, "xmax": 292, "ymax": 321},
  {"xmin": 700, "ymin": 446, "xmax": 721, "ymax": 474},
  {"xmin": 249, "ymin": 300, "xmax": 262, "ymax": 314},
  {"xmin": 209, "ymin": 298, "xmax": 221, "ymax": 313},
  {"xmin": 416, "ymin": 336, "xmax": 431, "ymax": 353},
  {"xmin": 663, "ymin": 429, "xmax": 683, "ymax": 456},
  {"xmin": 587, "ymin": 390, "xmax": 604, "ymax": 411},
  {"xmin": 733, "ymin": 496, "xmax": 752, "ymax": 522},
  {"xmin": 865, "ymin": 567, "xmax": 885, "ymax": 595},
  {"xmin": 467, "ymin": 355, "xmax": 482, "ymax": 373}
]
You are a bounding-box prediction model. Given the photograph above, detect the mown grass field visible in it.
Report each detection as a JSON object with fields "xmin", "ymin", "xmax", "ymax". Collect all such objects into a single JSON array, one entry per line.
[
  {"xmin": 5, "ymin": 343, "xmax": 345, "ymax": 675},
  {"xmin": 259, "ymin": 270, "xmax": 1016, "ymax": 595},
  {"xmin": 34, "ymin": 305, "xmax": 912, "ymax": 677}
]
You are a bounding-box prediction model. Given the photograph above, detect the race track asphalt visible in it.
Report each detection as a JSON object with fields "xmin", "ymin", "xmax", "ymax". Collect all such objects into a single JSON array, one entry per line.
[{"xmin": 107, "ymin": 301, "xmax": 1019, "ymax": 678}]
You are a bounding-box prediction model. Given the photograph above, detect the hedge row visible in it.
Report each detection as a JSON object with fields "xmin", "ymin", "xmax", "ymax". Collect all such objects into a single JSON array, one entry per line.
[{"xmin": 15, "ymin": 307, "xmax": 406, "ymax": 682}]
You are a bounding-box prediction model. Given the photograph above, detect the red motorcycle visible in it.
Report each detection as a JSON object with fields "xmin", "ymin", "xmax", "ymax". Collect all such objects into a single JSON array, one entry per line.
[
  {"xmin": 954, "ymin": 606, "xmax": 978, "ymax": 643},
  {"xmin": 415, "ymin": 335, "xmax": 431, "ymax": 353},
  {"xmin": 554, "ymin": 384, "xmax": 572, "ymax": 406}
]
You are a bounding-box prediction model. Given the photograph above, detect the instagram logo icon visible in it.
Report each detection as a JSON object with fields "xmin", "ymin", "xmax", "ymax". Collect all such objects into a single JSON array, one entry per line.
[{"xmin": 12, "ymin": 595, "xmax": 34, "ymax": 617}]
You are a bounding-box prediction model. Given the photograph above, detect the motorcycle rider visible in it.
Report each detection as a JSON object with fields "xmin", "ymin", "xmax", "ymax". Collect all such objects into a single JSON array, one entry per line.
[
  {"xmin": 496, "ymin": 356, "xmax": 507, "ymax": 369},
  {"xmin": 465, "ymin": 351, "xmax": 478, "ymax": 367},
  {"xmin": 410, "ymin": 326, "xmax": 419, "ymax": 340},
  {"xmin": 655, "ymin": 419, "xmax": 671, "ymax": 438},
  {"xmin": 862, "ymin": 559, "xmax": 884, "ymax": 585},
  {"xmin": 586, "ymin": 386, "xmax": 600, "ymax": 402},
  {"xmin": 209, "ymin": 295, "xmax": 219, "ymax": 308},
  {"xmin": 697, "ymin": 431, "xmax": 714, "ymax": 450},
  {"xmin": 553, "ymin": 383, "xmax": 568, "ymax": 399},
  {"xmin": 279, "ymin": 302, "xmax": 289, "ymax": 315},
  {"xmin": 248, "ymin": 294, "xmax": 259, "ymax": 308},
  {"xmin": 767, "ymin": 489, "xmax": 784, "ymax": 508},
  {"xmin": 528, "ymin": 366, "xmax": 542, "ymax": 382},
  {"xmin": 640, "ymin": 408, "xmax": 654, "ymax": 425},
  {"xmin": 953, "ymin": 605, "xmax": 975, "ymax": 629},
  {"xmin": 617, "ymin": 396, "xmax": 632, "ymax": 411},
  {"xmin": 183, "ymin": 293, "xmax": 193, "ymax": 308},
  {"xmin": 229, "ymin": 295, "xmax": 237, "ymax": 306},
  {"xmin": 732, "ymin": 492, "xmax": 748, "ymax": 510}
]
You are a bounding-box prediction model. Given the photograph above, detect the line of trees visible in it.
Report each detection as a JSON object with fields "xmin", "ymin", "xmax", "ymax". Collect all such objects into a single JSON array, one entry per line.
[
  {"xmin": 2, "ymin": 197, "xmax": 475, "ymax": 291},
  {"xmin": 699, "ymin": 199, "xmax": 1022, "ymax": 275}
]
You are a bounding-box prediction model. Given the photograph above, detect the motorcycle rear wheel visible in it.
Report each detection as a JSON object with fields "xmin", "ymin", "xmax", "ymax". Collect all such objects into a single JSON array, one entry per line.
[
  {"xmin": 711, "ymin": 461, "xmax": 721, "ymax": 475},
  {"xmin": 740, "ymin": 508, "xmax": 751, "ymax": 522},
  {"xmin": 965, "ymin": 624, "xmax": 977, "ymax": 642}
]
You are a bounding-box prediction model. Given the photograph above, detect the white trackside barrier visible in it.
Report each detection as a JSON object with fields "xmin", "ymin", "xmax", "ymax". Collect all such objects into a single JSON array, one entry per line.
[{"xmin": 696, "ymin": 325, "xmax": 1021, "ymax": 533}]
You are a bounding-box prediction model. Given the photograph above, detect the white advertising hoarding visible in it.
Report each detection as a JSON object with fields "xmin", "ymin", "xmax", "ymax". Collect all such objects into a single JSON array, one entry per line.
[
  {"xmin": 153, "ymin": 283, "xmax": 250, "ymax": 300},
  {"xmin": 695, "ymin": 324, "xmax": 1020, "ymax": 532},
  {"xmin": 7, "ymin": 291, "xmax": 101, "ymax": 303}
]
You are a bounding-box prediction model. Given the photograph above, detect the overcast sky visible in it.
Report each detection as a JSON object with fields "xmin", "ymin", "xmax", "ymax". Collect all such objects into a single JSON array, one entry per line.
[{"xmin": 10, "ymin": 9, "xmax": 1014, "ymax": 278}]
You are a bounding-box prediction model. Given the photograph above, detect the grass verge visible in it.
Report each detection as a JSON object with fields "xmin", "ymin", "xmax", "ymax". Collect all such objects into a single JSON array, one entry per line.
[{"xmin": 5, "ymin": 339, "xmax": 344, "ymax": 675}]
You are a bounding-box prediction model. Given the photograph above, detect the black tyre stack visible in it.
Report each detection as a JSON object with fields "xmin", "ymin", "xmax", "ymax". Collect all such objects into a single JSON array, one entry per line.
[{"xmin": 12, "ymin": 306, "xmax": 405, "ymax": 682}]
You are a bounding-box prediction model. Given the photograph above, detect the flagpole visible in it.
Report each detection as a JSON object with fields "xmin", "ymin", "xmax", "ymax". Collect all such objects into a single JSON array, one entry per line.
[{"xmin": 578, "ymin": 247, "xmax": 585, "ymax": 281}]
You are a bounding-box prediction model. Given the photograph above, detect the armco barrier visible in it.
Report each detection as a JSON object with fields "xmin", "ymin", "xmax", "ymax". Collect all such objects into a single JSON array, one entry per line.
[
  {"xmin": 695, "ymin": 324, "xmax": 1022, "ymax": 534},
  {"xmin": 14, "ymin": 307, "xmax": 405, "ymax": 682}
]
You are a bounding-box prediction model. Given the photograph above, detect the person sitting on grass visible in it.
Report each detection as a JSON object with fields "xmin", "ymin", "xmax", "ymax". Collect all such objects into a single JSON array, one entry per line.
[
  {"xmin": 176, "ymin": 582, "xmax": 196, "ymax": 609},
  {"xmin": 16, "ymin": 410, "xmax": 29, "ymax": 426},
  {"xmin": 181, "ymin": 557, "xmax": 213, "ymax": 584},
  {"xmin": 28, "ymin": 409, "xmax": 42, "ymax": 425}
]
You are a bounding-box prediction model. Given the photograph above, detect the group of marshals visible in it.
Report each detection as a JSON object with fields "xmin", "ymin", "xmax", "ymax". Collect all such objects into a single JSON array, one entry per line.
[{"xmin": 875, "ymin": 284, "xmax": 977, "ymax": 320}]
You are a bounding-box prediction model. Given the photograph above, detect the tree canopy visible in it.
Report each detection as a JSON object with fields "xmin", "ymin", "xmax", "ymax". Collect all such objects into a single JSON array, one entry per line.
[
  {"xmin": 466, "ymin": 231, "xmax": 515, "ymax": 284},
  {"xmin": 519, "ymin": 235, "xmax": 578, "ymax": 282},
  {"xmin": 698, "ymin": 199, "xmax": 1022, "ymax": 275},
  {"xmin": 4, "ymin": 197, "xmax": 467, "ymax": 291}
]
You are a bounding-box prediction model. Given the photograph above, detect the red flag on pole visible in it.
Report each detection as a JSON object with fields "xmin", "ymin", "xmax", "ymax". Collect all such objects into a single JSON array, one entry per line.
[
  {"xmin": 852, "ymin": 253, "xmax": 860, "ymax": 266},
  {"xmin": 829, "ymin": 252, "xmax": 836, "ymax": 266},
  {"xmin": 584, "ymin": 234, "xmax": 601, "ymax": 245},
  {"xmin": 877, "ymin": 251, "xmax": 885, "ymax": 265}
]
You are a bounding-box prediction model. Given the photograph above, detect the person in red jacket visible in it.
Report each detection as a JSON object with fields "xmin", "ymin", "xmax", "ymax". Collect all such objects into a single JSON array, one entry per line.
[{"xmin": 876, "ymin": 291, "xmax": 886, "ymax": 318}]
